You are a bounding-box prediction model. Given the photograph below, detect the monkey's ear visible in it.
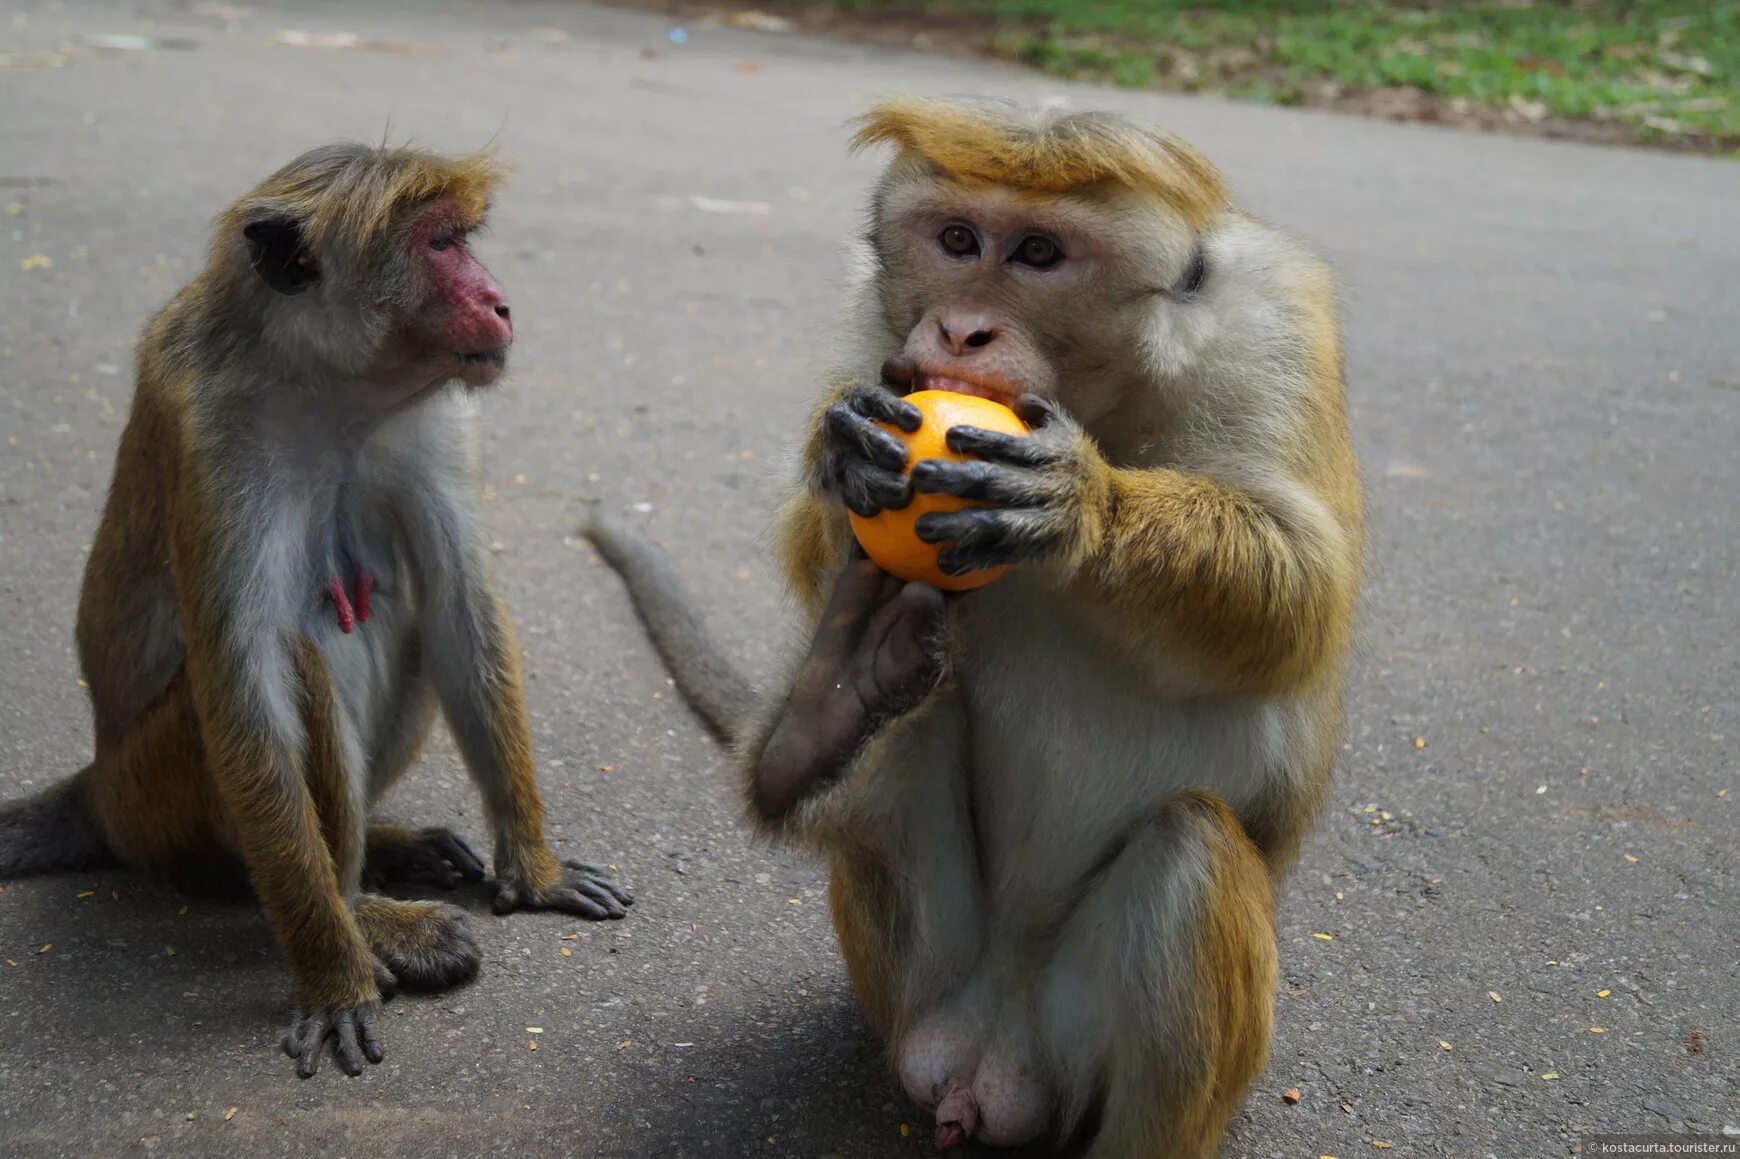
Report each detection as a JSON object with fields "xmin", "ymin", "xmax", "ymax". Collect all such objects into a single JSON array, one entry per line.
[{"xmin": 243, "ymin": 215, "xmax": 320, "ymax": 296}]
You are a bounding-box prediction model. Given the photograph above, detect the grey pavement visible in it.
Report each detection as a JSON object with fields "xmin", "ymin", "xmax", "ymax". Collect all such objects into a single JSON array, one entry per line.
[{"xmin": 1, "ymin": 1, "xmax": 1736, "ymax": 1156}]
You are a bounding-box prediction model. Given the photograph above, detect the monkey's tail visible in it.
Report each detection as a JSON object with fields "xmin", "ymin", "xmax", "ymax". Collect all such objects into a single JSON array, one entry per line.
[
  {"xmin": 0, "ymin": 768, "xmax": 115, "ymax": 877},
  {"xmin": 584, "ymin": 510, "xmax": 757, "ymax": 746}
]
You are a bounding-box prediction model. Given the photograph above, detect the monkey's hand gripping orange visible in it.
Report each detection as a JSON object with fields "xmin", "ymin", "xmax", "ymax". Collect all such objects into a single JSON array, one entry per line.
[{"xmin": 841, "ymin": 390, "xmax": 1030, "ymax": 591}]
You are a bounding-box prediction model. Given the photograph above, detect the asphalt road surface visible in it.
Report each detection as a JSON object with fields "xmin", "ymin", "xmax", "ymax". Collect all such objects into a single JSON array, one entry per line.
[{"xmin": 1, "ymin": 2, "xmax": 1736, "ymax": 1156}]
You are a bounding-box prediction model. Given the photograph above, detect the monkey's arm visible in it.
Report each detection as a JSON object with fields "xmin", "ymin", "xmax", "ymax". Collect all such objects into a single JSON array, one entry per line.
[
  {"xmin": 912, "ymin": 397, "xmax": 1359, "ymax": 696},
  {"xmin": 745, "ymin": 380, "xmax": 947, "ymax": 829},
  {"xmin": 772, "ymin": 487, "xmax": 855, "ymax": 618},
  {"xmin": 780, "ymin": 377, "xmax": 924, "ymax": 615},
  {"xmin": 166, "ymin": 471, "xmax": 389, "ymax": 1075},
  {"xmin": 407, "ymin": 494, "xmax": 631, "ymax": 920},
  {"xmin": 740, "ymin": 556, "xmax": 947, "ymax": 827},
  {"xmin": 1079, "ymin": 463, "xmax": 1358, "ymax": 694}
]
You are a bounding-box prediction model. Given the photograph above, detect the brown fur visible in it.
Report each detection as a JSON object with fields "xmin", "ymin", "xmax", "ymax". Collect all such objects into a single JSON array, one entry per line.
[
  {"xmin": 801, "ymin": 100, "xmax": 1354, "ymax": 1152},
  {"xmin": 78, "ymin": 672, "xmax": 236, "ymax": 879},
  {"xmin": 1129, "ymin": 793, "xmax": 1275, "ymax": 1159},
  {"xmin": 1075, "ymin": 459, "xmax": 1360, "ymax": 697},
  {"xmin": 296, "ymin": 637, "xmax": 365, "ymax": 896},
  {"xmin": 467, "ymin": 595, "xmax": 566, "ymax": 892},
  {"xmin": 216, "ymin": 146, "xmax": 503, "ymax": 264},
  {"xmin": 352, "ymin": 894, "xmax": 480, "ymax": 993},
  {"xmin": 129, "ymin": 620, "xmax": 379, "ymax": 1011},
  {"xmin": 775, "ymin": 483, "xmax": 855, "ymax": 618},
  {"xmin": 3, "ymin": 144, "xmax": 622, "ymax": 1077},
  {"xmin": 825, "ymin": 846, "xmax": 901, "ymax": 1042},
  {"xmin": 851, "ymin": 96, "xmax": 1228, "ymax": 227},
  {"xmin": 581, "ymin": 99, "xmax": 1358, "ymax": 1153},
  {"xmin": 292, "ymin": 639, "xmax": 482, "ymax": 998},
  {"xmin": 1063, "ymin": 258, "xmax": 1364, "ymax": 698}
]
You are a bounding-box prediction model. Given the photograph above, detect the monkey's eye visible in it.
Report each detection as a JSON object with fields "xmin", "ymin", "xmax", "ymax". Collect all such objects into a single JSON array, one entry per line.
[
  {"xmin": 429, "ymin": 232, "xmax": 459, "ymax": 252},
  {"xmin": 938, "ymin": 224, "xmax": 980, "ymax": 258},
  {"xmin": 1012, "ymin": 234, "xmax": 1062, "ymax": 270}
]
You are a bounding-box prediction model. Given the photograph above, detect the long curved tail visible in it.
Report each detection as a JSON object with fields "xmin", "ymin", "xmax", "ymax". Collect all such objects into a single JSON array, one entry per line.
[
  {"xmin": 584, "ymin": 510, "xmax": 757, "ymax": 745},
  {"xmin": 0, "ymin": 769, "xmax": 114, "ymax": 877}
]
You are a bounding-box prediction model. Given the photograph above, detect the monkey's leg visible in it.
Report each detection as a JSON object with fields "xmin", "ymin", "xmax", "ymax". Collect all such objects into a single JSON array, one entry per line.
[
  {"xmin": 824, "ymin": 690, "xmax": 981, "ymax": 1045},
  {"xmin": 358, "ymin": 639, "xmax": 485, "ymax": 895},
  {"xmin": 362, "ymin": 626, "xmax": 438, "ymax": 800},
  {"xmin": 357, "ymin": 803, "xmax": 486, "ymax": 985},
  {"xmin": 1038, "ymin": 791, "xmax": 1276, "ymax": 1159},
  {"xmin": 77, "ymin": 672, "xmax": 240, "ymax": 882},
  {"xmin": 752, "ymin": 557, "xmax": 947, "ymax": 819},
  {"xmin": 278, "ymin": 638, "xmax": 398, "ymax": 1077},
  {"xmin": 294, "ymin": 641, "xmax": 483, "ymax": 994},
  {"xmin": 425, "ymin": 584, "xmax": 631, "ymax": 920},
  {"xmin": 296, "ymin": 639, "xmax": 367, "ymax": 891}
]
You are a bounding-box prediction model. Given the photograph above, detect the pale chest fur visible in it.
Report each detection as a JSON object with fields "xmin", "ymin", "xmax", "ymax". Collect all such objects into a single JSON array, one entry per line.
[
  {"xmin": 247, "ymin": 398, "xmax": 457, "ymax": 757},
  {"xmin": 298, "ymin": 475, "xmax": 414, "ymax": 753},
  {"xmin": 953, "ymin": 574, "xmax": 1300, "ymax": 904}
]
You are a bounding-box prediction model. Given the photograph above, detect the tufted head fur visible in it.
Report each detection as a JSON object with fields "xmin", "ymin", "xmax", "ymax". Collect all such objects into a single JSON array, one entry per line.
[{"xmin": 850, "ymin": 96, "xmax": 1229, "ymax": 226}]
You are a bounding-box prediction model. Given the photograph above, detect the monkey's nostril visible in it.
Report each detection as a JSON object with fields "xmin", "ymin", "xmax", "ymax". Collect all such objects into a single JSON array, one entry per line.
[
  {"xmin": 494, "ymin": 303, "xmax": 511, "ymax": 320},
  {"xmin": 939, "ymin": 317, "xmax": 995, "ymax": 353}
]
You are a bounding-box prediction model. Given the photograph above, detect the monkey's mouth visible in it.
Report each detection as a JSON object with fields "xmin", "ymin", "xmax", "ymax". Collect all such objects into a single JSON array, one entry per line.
[
  {"xmin": 457, "ymin": 347, "xmax": 509, "ymax": 367},
  {"xmin": 918, "ymin": 371, "xmax": 1018, "ymax": 405}
]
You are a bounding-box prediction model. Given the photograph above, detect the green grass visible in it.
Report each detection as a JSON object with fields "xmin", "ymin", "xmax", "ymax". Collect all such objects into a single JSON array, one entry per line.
[{"xmin": 806, "ymin": 0, "xmax": 1740, "ymax": 152}]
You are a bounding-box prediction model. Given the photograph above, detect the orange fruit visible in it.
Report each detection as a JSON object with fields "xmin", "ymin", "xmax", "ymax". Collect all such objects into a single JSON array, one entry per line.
[{"xmin": 848, "ymin": 390, "xmax": 1030, "ymax": 591}]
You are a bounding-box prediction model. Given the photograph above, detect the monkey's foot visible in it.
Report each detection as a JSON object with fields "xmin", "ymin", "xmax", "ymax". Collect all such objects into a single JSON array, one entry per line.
[
  {"xmin": 354, "ymin": 894, "xmax": 481, "ymax": 992},
  {"xmin": 282, "ymin": 958, "xmax": 395, "ymax": 1078},
  {"xmin": 492, "ymin": 851, "xmax": 633, "ymax": 920},
  {"xmin": 283, "ymin": 1000, "xmax": 387, "ymax": 1078},
  {"xmin": 753, "ymin": 558, "xmax": 947, "ymax": 818},
  {"xmin": 324, "ymin": 568, "xmax": 377, "ymax": 634},
  {"xmin": 364, "ymin": 824, "xmax": 487, "ymax": 891}
]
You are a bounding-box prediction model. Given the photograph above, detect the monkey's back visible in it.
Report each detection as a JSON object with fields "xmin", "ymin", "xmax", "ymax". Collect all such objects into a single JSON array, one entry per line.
[{"xmin": 75, "ymin": 342, "xmax": 190, "ymax": 752}]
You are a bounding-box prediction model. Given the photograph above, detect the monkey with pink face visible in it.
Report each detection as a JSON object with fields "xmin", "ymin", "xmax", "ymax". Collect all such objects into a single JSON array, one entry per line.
[
  {"xmin": 592, "ymin": 97, "xmax": 1364, "ymax": 1156},
  {"xmin": 0, "ymin": 144, "xmax": 631, "ymax": 1078}
]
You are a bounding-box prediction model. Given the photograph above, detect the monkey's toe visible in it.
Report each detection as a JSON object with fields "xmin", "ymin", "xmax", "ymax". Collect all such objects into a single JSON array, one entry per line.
[
  {"xmin": 283, "ymin": 1000, "xmax": 385, "ymax": 1079},
  {"xmin": 355, "ymin": 896, "xmax": 481, "ymax": 993}
]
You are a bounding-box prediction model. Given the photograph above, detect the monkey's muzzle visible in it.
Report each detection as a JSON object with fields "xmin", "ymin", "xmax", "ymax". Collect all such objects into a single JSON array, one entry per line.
[{"xmin": 454, "ymin": 344, "xmax": 511, "ymax": 388}]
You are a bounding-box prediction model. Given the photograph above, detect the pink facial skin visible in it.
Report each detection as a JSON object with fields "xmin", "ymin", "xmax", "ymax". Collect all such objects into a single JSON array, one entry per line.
[{"xmin": 409, "ymin": 202, "xmax": 513, "ymax": 387}]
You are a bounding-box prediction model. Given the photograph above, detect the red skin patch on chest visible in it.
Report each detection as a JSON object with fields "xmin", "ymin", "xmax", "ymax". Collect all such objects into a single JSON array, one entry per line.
[{"xmin": 325, "ymin": 568, "xmax": 376, "ymax": 634}]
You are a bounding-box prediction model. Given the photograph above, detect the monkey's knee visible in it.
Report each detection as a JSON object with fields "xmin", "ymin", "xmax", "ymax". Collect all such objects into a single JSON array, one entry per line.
[
  {"xmin": 354, "ymin": 894, "xmax": 481, "ymax": 993},
  {"xmin": 1047, "ymin": 792, "xmax": 1276, "ymax": 1157}
]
